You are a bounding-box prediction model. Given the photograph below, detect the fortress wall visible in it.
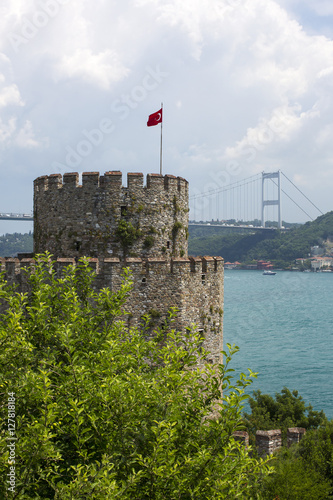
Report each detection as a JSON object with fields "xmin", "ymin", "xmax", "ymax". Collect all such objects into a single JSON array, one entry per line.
[
  {"xmin": 287, "ymin": 427, "xmax": 306, "ymax": 447},
  {"xmin": 34, "ymin": 172, "xmax": 189, "ymax": 260},
  {"xmin": 174, "ymin": 256, "xmax": 224, "ymax": 363},
  {"xmin": 256, "ymin": 430, "xmax": 282, "ymax": 457},
  {"xmin": 234, "ymin": 428, "xmax": 306, "ymax": 454},
  {"xmin": 1, "ymin": 255, "xmax": 223, "ymax": 365}
]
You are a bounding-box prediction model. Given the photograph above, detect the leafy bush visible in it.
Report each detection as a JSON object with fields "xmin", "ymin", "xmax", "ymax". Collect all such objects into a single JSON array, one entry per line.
[
  {"xmin": 257, "ymin": 422, "xmax": 333, "ymax": 499},
  {"xmin": 0, "ymin": 254, "xmax": 271, "ymax": 499},
  {"xmin": 243, "ymin": 387, "xmax": 326, "ymax": 444}
]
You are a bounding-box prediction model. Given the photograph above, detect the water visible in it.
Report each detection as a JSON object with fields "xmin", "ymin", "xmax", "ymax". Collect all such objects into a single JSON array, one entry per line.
[{"xmin": 223, "ymin": 270, "xmax": 333, "ymax": 419}]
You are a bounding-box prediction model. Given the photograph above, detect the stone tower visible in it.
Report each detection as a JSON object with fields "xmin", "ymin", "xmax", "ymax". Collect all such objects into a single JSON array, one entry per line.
[
  {"xmin": 3, "ymin": 171, "xmax": 224, "ymax": 364},
  {"xmin": 33, "ymin": 171, "xmax": 189, "ymax": 260}
]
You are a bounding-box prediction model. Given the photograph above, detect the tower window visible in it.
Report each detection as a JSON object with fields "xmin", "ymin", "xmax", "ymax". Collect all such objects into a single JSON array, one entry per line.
[
  {"xmin": 121, "ymin": 206, "xmax": 127, "ymax": 216},
  {"xmin": 75, "ymin": 241, "xmax": 81, "ymax": 251}
]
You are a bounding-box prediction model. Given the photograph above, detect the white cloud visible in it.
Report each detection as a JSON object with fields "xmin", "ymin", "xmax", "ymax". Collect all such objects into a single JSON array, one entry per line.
[
  {"xmin": 0, "ymin": 117, "xmax": 17, "ymax": 144},
  {"xmin": 0, "ymin": 0, "xmax": 333, "ymax": 219},
  {"xmin": 0, "ymin": 82, "xmax": 24, "ymax": 107},
  {"xmin": 0, "ymin": 117, "xmax": 46, "ymax": 149},
  {"xmin": 225, "ymin": 103, "xmax": 320, "ymax": 160},
  {"xmin": 55, "ymin": 48, "xmax": 130, "ymax": 90},
  {"xmin": 15, "ymin": 120, "xmax": 46, "ymax": 149}
]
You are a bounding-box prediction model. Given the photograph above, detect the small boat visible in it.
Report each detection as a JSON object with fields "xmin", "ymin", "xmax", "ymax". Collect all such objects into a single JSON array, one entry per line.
[{"xmin": 263, "ymin": 270, "xmax": 276, "ymax": 275}]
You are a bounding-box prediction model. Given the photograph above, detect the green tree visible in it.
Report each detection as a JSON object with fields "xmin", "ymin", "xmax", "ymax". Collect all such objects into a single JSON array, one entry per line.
[
  {"xmin": 297, "ymin": 420, "xmax": 333, "ymax": 487},
  {"xmin": 258, "ymin": 447, "xmax": 332, "ymax": 500},
  {"xmin": 257, "ymin": 422, "xmax": 333, "ymax": 499},
  {"xmin": 243, "ymin": 387, "xmax": 326, "ymax": 444},
  {"xmin": 0, "ymin": 254, "xmax": 271, "ymax": 499}
]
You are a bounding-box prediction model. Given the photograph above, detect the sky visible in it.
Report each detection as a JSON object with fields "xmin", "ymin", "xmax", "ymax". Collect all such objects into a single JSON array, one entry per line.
[{"xmin": 1, "ymin": 0, "xmax": 333, "ymax": 233}]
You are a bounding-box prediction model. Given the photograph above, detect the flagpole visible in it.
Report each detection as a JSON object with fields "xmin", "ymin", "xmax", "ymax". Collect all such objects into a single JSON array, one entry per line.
[{"xmin": 160, "ymin": 102, "xmax": 163, "ymax": 175}]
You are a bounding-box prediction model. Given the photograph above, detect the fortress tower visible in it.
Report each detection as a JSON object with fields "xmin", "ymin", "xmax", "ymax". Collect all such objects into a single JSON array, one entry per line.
[
  {"xmin": 3, "ymin": 171, "xmax": 224, "ymax": 364},
  {"xmin": 33, "ymin": 171, "xmax": 189, "ymax": 260}
]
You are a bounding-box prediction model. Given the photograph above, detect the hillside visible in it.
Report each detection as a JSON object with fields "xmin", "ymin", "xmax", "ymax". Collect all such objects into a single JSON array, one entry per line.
[
  {"xmin": 0, "ymin": 232, "xmax": 33, "ymax": 257},
  {"xmin": 189, "ymin": 211, "xmax": 333, "ymax": 265}
]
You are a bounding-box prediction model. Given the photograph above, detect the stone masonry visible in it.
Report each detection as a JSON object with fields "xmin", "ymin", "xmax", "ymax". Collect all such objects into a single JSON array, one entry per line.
[
  {"xmin": 3, "ymin": 171, "xmax": 224, "ymax": 364},
  {"xmin": 287, "ymin": 427, "xmax": 306, "ymax": 447},
  {"xmin": 256, "ymin": 430, "xmax": 282, "ymax": 457},
  {"xmin": 233, "ymin": 428, "xmax": 306, "ymax": 456},
  {"xmin": 34, "ymin": 171, "xmax": 189, "ymax": 260}
]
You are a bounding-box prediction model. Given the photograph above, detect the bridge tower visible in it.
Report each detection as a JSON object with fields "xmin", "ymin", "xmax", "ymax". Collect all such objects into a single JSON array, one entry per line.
[{"xmin": 261, "ymin": 171, "xmax": 282, "ymax": 228}]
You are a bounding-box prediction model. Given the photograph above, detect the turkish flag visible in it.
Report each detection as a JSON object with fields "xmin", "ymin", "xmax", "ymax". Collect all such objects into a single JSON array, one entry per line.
[{"xmin": 147, "ymin": 108, "xmax": 162, "ymax": 127}]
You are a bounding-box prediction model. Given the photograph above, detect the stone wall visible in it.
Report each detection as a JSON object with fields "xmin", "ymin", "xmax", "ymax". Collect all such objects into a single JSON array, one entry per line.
[
  {"xmin": 233, "ymin": 428, "xmax": 307, "ymax": 457},
  {"xmin": 256, "ymin": 430, "xmax": 282, "ymax": 457},
  {"xmin": 34, "ymin": 172, "xmax": 189, "ymax": 260},
  {"xmin": 1, "ymin": 255, "xmax": 224, "ymax": 364},
  {"xmin": 287, "ymin": 427, "xmax": 306, "ymax": 447}
]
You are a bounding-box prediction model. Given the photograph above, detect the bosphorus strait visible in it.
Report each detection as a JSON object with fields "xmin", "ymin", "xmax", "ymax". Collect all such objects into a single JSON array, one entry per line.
[{"xmin": 223, "ymin": 270, "xmax": 333, "ymax": 418}]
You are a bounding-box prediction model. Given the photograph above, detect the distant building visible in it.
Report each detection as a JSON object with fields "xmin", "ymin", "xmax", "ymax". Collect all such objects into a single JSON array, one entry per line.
[
  {"xmin": 295, "ymin": 258, "xmax": 307, "ymax": 265},
  {"xmin": 311, "ymin": 257, "xmax": 333, "ymax": 271},
  {"xmin": 257, "ymin": 260, "xmax": 274, "ymax": 270},
  {"xmin": 224, "ymin": 261, "xmax": 241, "ymax": 269}
]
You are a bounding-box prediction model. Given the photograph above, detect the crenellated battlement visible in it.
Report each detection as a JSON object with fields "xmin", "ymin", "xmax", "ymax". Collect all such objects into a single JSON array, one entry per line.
[
  {"xmin": 0, "ymin": 255, "xmax": 223, "ymax": 279},
  {"xmin": 34, "ymin": 171, "xmax": 188, "ymax": 196}
]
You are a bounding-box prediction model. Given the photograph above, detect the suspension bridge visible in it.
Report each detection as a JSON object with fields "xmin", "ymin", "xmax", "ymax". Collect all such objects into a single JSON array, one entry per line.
[
  {"xmin": 189, "ymin": 171, "xmax": 323, "ymax": 229},
  {"xmin": 0, "ymin": 171, "xmax": 323, "ymax": 230}
]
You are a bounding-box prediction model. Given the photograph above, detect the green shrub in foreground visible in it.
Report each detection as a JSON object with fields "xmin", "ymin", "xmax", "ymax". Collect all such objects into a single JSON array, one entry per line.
[{"xmin": 0, "ymin": 254, "xmax": 271, "ymax": 499}]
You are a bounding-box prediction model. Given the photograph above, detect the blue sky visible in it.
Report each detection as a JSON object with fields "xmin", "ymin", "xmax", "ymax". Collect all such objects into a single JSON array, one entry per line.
[{"xmin": 1, "ymin": 0, "xmax": 333, "ymax": 234}]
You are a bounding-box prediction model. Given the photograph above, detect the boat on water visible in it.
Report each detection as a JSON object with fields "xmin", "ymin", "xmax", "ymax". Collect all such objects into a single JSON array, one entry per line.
[{"xmin": 263, "ymin": 270, "xmax": 276, "ymax": 275}]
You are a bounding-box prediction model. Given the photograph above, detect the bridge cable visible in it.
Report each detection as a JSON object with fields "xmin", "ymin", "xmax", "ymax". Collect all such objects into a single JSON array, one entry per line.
[
  {"xmin": 189, "ymin": 173, "xmax": 260, "ymax": 201},
  {"xmin": 281, "ymin": 172, "xmax": 323, "ymax": 216},
  {"xmin": 268, "ymin": 178, "xmax": 313, "ymax": 221}
]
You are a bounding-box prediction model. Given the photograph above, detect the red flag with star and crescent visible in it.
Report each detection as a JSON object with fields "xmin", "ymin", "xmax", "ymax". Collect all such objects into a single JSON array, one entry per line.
[{"xmin": 147, "ymin": 108, "xmax": 162, "ymax": 127}]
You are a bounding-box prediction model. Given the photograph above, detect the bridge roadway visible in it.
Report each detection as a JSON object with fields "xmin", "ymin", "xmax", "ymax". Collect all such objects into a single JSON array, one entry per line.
[
  {"xmin": 0, "ymin": 215, "xmax": 285, "ymax": 231},
  {"xmin": 189, "ymin": 223, "xmax": 276, "ymax": 231},
  {"xmin": 0, "ymin": 213, "xmax": 33, "ymax": 221}
]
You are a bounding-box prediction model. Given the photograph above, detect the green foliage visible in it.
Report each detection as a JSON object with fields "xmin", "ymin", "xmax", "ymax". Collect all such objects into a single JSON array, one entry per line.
[
  {"xmin": 115, "ymin": 219, "xmax": 141, "ymax": 250},
  {"xmin": 298, "ymin": 420, "xmax": 333, "ymax": 486},
  {"xmin": 258, "ymin": 446, "xmax": 332, "ymax": 499},
  {"xmin": 0, "ymin": 254, "xmax": 271, "ymax": 499},
  {"xmin": 243, "ymin": 388, "xmax": 327, "ymax": 444},
  {"xmin": 0, "ymin": 232, "xmax": 33, "ymax": 257},
  {"xmin": 258, "ymin": 421, "xmax": 333, "ymax": 499},
  {"xmin": 172, "ymin": 221, "xmax": 183, "ymax": 238},
  {"xmin": 173, "ymin": 195, "xmax": 180, "ymax": 214},
  {"xmin": 245, "ymin": 390, "xmax": 333, "ymax": 499},
  {"xmin": 143, "ymin": 235, "xmax": 155, "ymax": 249}
]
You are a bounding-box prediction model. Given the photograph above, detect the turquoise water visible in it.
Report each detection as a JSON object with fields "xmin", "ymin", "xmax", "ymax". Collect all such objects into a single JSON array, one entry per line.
[{"xmin": 223, "ymin": 270, "xmax": 333, "ymax": 419}]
